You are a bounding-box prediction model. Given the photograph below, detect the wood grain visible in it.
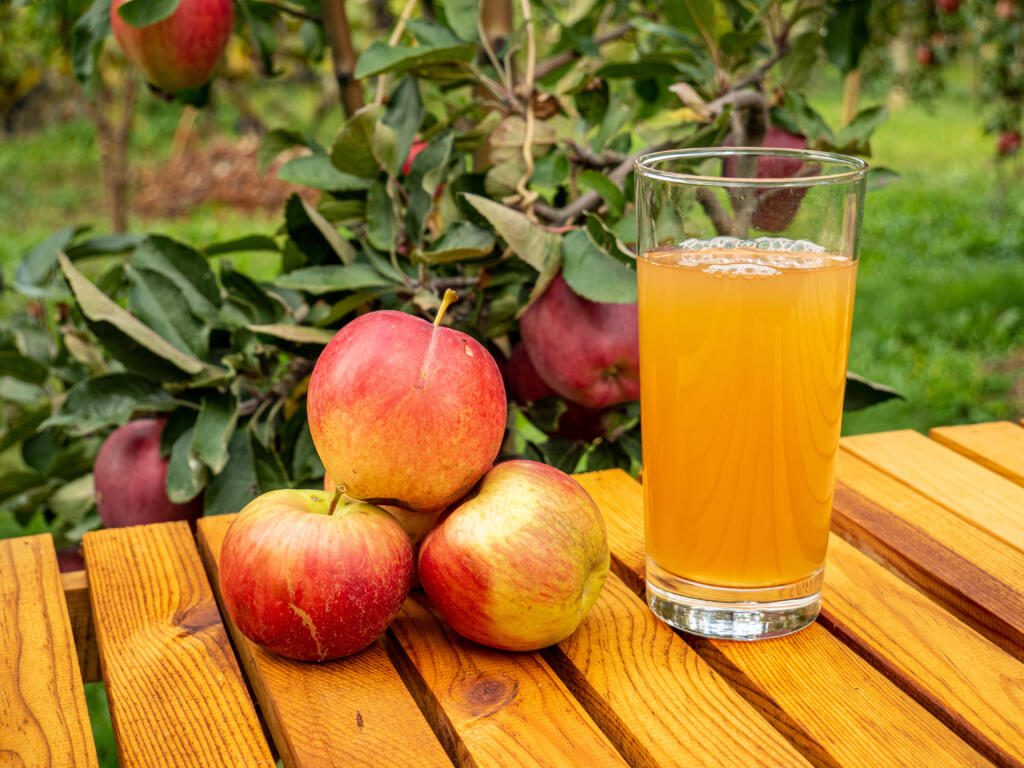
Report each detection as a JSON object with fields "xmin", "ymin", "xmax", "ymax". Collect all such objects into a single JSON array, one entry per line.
[
  {"xmin": 545, "ymin": 574, "xmax": 811, "ymax": 767},
  {"xmin": 0, "ymin": 535, "xmax": 97, "ymax": 768},
  {"xmin": 930, "ymin": 421, "xmax": 1024, "ymax": 487},
  {"xmin": 842, "ymin": 429, "xmax": 1024, "ymax": 552},
  {"xmin": 60, "ymin": 571, "xmax": 100, "ymax": 684},
  {"xmin": 196, "ymin": 515, "xmax": 451, "ymax": 768},
  {"xmin": 834, "ymin": 450, "xmax": 1024, "ymax": 659},
  {"xmin": 576, "ymin": 470, "xmax": 992, "ymax": 768},
  {"xmin": 821, "ymin": 534, "xmax": 1024, "ymax": 767},
  {"xmin": 83, "ymin": 522, "xmax": 274, "ymax": 768},
  {"xmin": 385, "ymin": 596, "xmax": 627, "ymax": 768}
]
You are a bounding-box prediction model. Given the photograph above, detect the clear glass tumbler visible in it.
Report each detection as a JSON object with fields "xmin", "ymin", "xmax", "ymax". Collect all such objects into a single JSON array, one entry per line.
[{"xmin": 634, "ymin": 147, "xmax": 867, "ymax": 640}]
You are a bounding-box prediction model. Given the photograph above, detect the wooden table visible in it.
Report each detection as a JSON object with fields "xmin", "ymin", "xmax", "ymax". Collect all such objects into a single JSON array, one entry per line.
[{"xmin": 3, "ymin": 423, "xmax": 1024, "ymax": 768}]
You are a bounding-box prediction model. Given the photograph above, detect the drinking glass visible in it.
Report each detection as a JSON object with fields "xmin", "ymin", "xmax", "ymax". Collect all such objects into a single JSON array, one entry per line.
[{"xmin": 634, "ymin": 147, "xmax": 867, "ymax": 640}]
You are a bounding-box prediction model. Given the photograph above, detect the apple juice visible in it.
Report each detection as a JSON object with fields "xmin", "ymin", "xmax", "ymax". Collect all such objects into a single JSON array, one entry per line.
[{"xmin": 638, "ymin": 241, "xmax": 857, "ymax": 589}]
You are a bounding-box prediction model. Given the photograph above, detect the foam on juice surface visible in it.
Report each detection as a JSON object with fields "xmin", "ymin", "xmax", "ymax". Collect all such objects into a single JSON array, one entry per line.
[{"xmin": 647, "ymin": 237, "xmax": 850, "ymax": 277}]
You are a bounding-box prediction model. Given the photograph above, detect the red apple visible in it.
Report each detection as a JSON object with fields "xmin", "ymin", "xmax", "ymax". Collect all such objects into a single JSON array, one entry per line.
[
  {"xmin": 57, "ymin": 545, "xmax": 85, "ymax": 573},
  {"xmin": 916, "ymin": 45, "xmax": 934, "ymax": 68},
  {"xmin": 308, "ymin": 291, "xmax": 506, "ymax": 512},
  {"xmin": 323, "ymin": 472, "xmax": 440, "ymax": 548},
  {"xmin": 111, "ymin": 0, "xmax": 233, "ymax": 93},
  {"xmin": 935, "ymin": 0, "xmax": 959, "ymax": 13},
  {"xmin": 997, "ymin": 130, "xmax": 1022, "ymax": 156},
  {"xmin": 419, "ymin": 460, "xmax": 609, "ymax": 651},
  {"xmin": 219, "ymin": 489, "xmax": 413, "ymax": 661},
  {"xmin": 505, "ymin": 342, "xmax": 607, "ymax": 441},
  {"xmin": 726, "ymin": 126, "xmax": 809, "ymax": 232},
  {"xmin": 519, "ymin": 276, "xmax": 639, "ymax": 410},
  {"xmin": 996, "ymin": 0, "xmax": 1015, "ymax": 19},
  {"xmin": 94, "ymin": 419, "xmax": 203, "ymax": 528}
]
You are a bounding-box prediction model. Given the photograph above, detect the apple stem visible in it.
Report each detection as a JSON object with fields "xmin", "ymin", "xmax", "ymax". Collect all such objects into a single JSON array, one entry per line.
[
  {"xmin": 434, "ymin": 289, "xmax": 458, "ymax": 327},
  {"xmin": 328, "ymin": 486, "xmax": 344, "ymax": 516}
]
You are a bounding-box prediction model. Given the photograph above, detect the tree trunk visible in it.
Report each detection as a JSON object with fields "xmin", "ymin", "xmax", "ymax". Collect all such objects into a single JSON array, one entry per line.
[
  {"xmin": 87, "ymin": 72, "xmax": 137, "ymax": 234},
  {"xmin": 841, "ymin": 68, "xmax": 861, "ymax": 126},
  {"xmin": 481, "ymin": 0, "xmax": 513, "ymax": 46},
  {"xmin": 322, "ymin": 0, "xmax": 364, "ymax": 117}
]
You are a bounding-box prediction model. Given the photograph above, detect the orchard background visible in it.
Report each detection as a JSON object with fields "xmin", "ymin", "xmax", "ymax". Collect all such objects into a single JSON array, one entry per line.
[{"xmin": 0, "ymin": 0, "xmax": 1023, "ymax": 760}]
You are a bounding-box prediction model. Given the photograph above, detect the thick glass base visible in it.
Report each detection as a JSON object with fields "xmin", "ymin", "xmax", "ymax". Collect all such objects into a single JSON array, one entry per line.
[{"xmin": 646, "ymin": 556, "xmax": 822, "ymax": 641}]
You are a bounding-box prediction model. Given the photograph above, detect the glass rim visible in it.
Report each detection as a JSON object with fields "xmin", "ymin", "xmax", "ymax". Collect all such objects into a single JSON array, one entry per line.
[{"xmin": 634, "ymin": 147, "xmax": 869, "ymax": 189}]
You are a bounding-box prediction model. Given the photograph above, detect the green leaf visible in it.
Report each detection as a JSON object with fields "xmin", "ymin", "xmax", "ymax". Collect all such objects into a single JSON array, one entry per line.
[
  {"xmin": 867, "ymin": 167, "xmax": 900, "ymax": 191},
  {"xmin": 49, "ymin": 474, "xmax": 95, "ymax": 525},
  {"xmin": 666, "ymin": 0, "xmax": 718, "ymax": 44},
  {"xmin": 71, "ymin": 0, "xmax": 110, "ymax": 85},
  {"xmin": 15, "ymin": 226, "xmax": 80, "ymax": 296},
  {"xmin": 367, "ymin": 179, "xmax": 397, "ymax": 252},
  {"xmin": 246, "ymin": 324, "xmax": 336, "ymax": 345},
  {"xmin": 835, "ymin": 105, "xmax": 888, "ymax": 151},
  {"xmin": 132, "ymin": 236, "xmax": 221, "ymax": 319},
  {"xmin": 204, "ymin": 430, "xmax": 260, "ymax": 515},
  {"xmin": 406, "ymin": 133, "xmax": 454, "ymax": 244},
  {"xmin": 561, "ymin": 230, "xmax": 637, "ymax": 304},
  {"xmin": 844, "ymin": 372, "xmax": 903, "ymax": 411},
  {"xmin": 59, "ymin": 253, "xmax": 211, "ymax": 377},
  {"xmin": 126, "ymin": 265, "xmax": 210, "ymax": 359},
  {"xmin": 504, "ymin": 404, "xmax": 549, "ymax": 456},
  {"xmin": 0, "ymin": 352, "xmax": 49, "ymax": 384},
  {"xmin": 318, "ymin": 198, "xmax": 367, "ymax": 223},
  {"xmin": 330, "ymin": 106, "xmax": 396, "ymax": 179},
  {"xmin": 0, "ymin": 406, "xmax": 50, "ymax": 455},
  {"xmin": 440, "ymin": 0, "xmax": 481, "ymax": 42},
  {"xmin": 167, "ymin": 427, "xmax": 206, "ymax": 504},
  {"xmin": 291, "ymin": 418, "xmax": 324, "ymax": 485},
  {"xmin": 463, "ymin": 194, "xmax": 561, "ymax": 275},
  {"xmin": 220, "ymin": 262, "xmax": 285, "ymax": 325},
  {"xmin": 192, "ymin": 393, "xmax": 238, "ymax": 475},
  {"xmin": 204, "ymin": 235, "xmax": 280, "ymax": 257},
  {"xmin": 278, "ymin": 155, "xmax": 373, "ymax": 191},
  {"xmin": 253, "ymin": 438, "xmax": 290, "ymax": 493},
  {"xmin": 414, "ymin": 223, "xmax": 495, "ymax": 264},
  {"xmin": 354, "ymin": 41, "xmax": 477, "ymax": 79},
  {"xmin": 300, "ymin": 198, "xmax": 356, "ymax": 265},
  {"xmin": 577, "ymin": 170, "xmax": 625, "ymax": 220},
  {"xmin": 824, "ymin": 0, "xmax": 872, "ymax": 75},
  {"xmin": 43, "ymin": 374, "xmax": 179, "ymax": 436},
  {"xmin": 259, "ymin": 128, "xmax": 311, "ymax": 171},
  {"xmin": 117, "ymin": 0, "xmax": 181, "ymax": 27},
  {"xmin": 274, "ymin": 264, "xmax": 394, "ymax": 295},
  {"xmin": 383, "ymin": 77, "xmax": 425, "ymax": 175},
  {"xmin": 407, "ymin": 19, "xmax": 464, "ymax": 47},
  {"xmin": 777, "ymin": 31, "xmax": 821, "ymax": 92}
]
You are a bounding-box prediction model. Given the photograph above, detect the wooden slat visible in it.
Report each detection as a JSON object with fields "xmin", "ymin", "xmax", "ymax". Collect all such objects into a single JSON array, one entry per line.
[
  {"xmin": 60, "ymin": 571, "xmax": 101, "ymax": 684},
  {"xmin": 834, "ymin": 450, "xmax": 1024, "ymax": 659},
  {"xmin": 83, "ymin": 522, "xmax": 274, "ymax": 768},
  {"xmin": 576, "ymin": 470, "xmax": 992, "ymax": 768},
  {"xmin": 544, "ymin": 574, "xmax": 811, "ymax": 767},
  {"xmin": 385, "ymin": 596, "xmax": 627, "ymax": 767},
  {"xmin": 842, "ymin": 430, "xmax": 1024, "ymax": 552},
  {"xmin": 196, "ymin": 515, "xmax": 451, "ymax": 768},
  {"xmin": 820, "ymin": 534, "xmax": 1024, "ymax": 766},
  {"xmin": 930, "ymin": 421, "xmax": 1024, "ymax": 487},
  {"xmin": 0, "ymin": 535, "xmax": 97, "ymax": 768}
]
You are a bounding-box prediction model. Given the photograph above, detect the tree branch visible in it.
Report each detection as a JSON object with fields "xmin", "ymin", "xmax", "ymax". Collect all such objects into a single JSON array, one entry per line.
[
  {"xmin": 322, "ymin": 0, "xmax": 364, "ymax": 116},
  {"xmin": 532, "ymin": 23, "xmax": 632, "ymax": 81}
]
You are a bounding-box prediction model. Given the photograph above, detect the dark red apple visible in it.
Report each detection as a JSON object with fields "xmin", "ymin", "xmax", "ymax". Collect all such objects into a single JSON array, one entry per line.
[
  {"xmin": 916, "ymin": 45, "xmax": 934, "ymax": 67},
  {"xmin": 505, "ymin": 342, "xmax": 607, "ymax": 441},
  {"xmin": 419, "ymin": 460, "xmax": 609, "ymax": 651},
  {"xmin": 997, "ymin": 130, "xmax": 1022, "ymax": 156},
  {"xmin": 519, "ymin": 276, "xmax": 638, "ymax": 410},
  {"xmin": 219, "ymin": 489, "xmax": 412, "ymax": 661},
  {"xmin": 308, "ymin": 291, "xmax": 506, "ymax": 513},
  {"xmin": 725, "ymin": 126, "xmax": 810, "ymax": 232},
  {"xmin": 94, "ymin": 419, "xmax": 203, "ymax": 528},
  {"xmin": 935, "ymin": 0, "xmax": 960, "ymax": 13},
  {"xmin": 57, "ymin": 546, "xmax": 85, "ymax": 573},
  {"xmin": 111, "ymin": 0, "xmax": 233, "ymax": 93}
]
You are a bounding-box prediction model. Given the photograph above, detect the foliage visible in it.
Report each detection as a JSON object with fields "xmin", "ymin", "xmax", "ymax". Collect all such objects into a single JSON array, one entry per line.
[{"xmin": 1, "ymin": 0, "xmax": 903, "ymax": 548}]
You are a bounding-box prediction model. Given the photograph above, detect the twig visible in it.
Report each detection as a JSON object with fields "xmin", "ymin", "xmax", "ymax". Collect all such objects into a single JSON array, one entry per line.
[
  {"xmin": 731, "ymin": 40, "xmax": 789, "ymax": 91},
  {"xmin": 532, "ymin": 23, "xmax": 632, "ymax": 81},
  {"xmin": 478, "ymin": 15, "xmax": 514, "ymax": 97},
  {"xmin": 534, "ymin": 142, "xmax": 670, "ymax": 224},
  {"xmin": 321, "ymin": 0, "xmax": 364, "ymax": 116},
  {"xmin": 373, "ymin": 0, "xmax": 419, "ymax": 108},
  {"xmin": 696, "ymin": 188, "xmax": 734, "ymax": 237},
  {"xmin": 509, "ymin": 0, "xmax": 538, "ymax": 211},
  {"xmin": 567, "ymin": 139, "xmax": 624, "ymax": 168},
  {"xmin": 705, "ymin": 89, "xmax": 767, "ymax": 118}
]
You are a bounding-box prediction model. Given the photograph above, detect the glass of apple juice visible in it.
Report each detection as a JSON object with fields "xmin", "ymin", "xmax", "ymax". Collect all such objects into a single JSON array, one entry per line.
[{"xmin": 633, "ymin": 147, "xmax": 867, "ymax": 641}]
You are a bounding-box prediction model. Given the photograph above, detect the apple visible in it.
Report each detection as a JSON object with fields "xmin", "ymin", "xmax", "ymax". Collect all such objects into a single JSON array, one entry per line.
[
  {"xmin": 94, "ymin": 419, "xmax": 203, "ymax": 528},
  {"xmin": 219, "ymin": 489, "xmax": 413, "ymax": 661},
  {"xmin": 725, "ymin": 125, "xmax": 809, "ymax": 232},
  {"xmin": 519, "ymin": 275, "xmax": 639, "ymax": 410},
  {"xmin": 57, "ymin": 545, "xmax": 85, "ymax": 573},
  {"xmin": 997, "ymin": 130, "xmax": 1021, "ymax": 156},
  {"xmin": 111, "ymin": 0, "xmax": 233, "ymax": 94},
  {"xmin": 308, "ymin": 290, "xmax": 506, "ymax": 513},
  {"xmin": 505, "ymin": 342, "xmax": 607, "ymax": 441},
  {"xmin": 935, "ymin": 0, "xmax": 960, "ymax": 13},
  {"xmin": 916, "ymin": 45, "xmax": 934, "ymax": 68},
  {"xmin": 419, "ymin": 460, "xmax": 610, "ymax": 651},
  {"xmin": 996, "ymin": 0, "xmax": 1015, "ymax": 19}
]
